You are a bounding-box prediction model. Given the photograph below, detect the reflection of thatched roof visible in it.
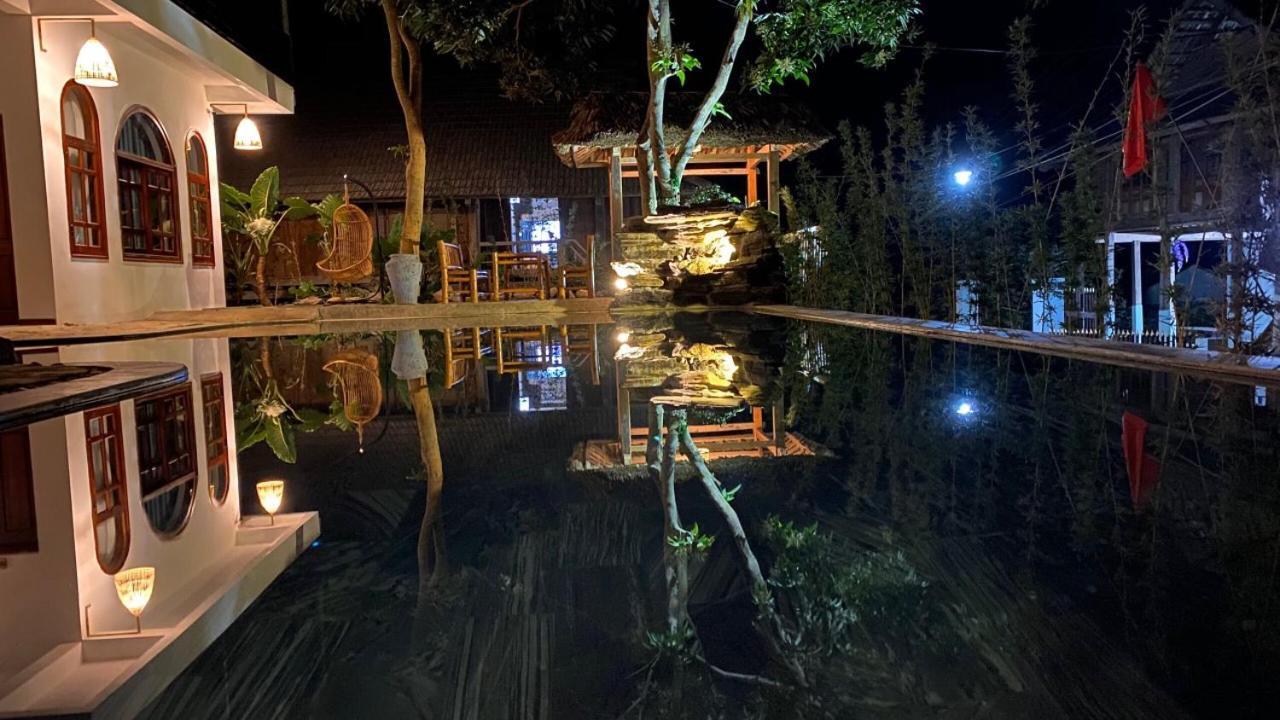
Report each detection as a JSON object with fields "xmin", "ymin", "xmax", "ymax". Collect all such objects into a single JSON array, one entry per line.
[{"xmin": 552, "ymin": 92, "xmax": 831, "ymax": 167}]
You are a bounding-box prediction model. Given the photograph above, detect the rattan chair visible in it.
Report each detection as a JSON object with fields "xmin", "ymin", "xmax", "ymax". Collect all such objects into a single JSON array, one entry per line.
[
  {"xmin": 490, "ymin": 252, "xmax": 548, "ymax": 301},
  {"xmin": 323, "ymin": 349, "xmax": 383, "ymax": 451},
  {"xmin": 317, "ymin": 191, "xmax": 373, "ymax": 284},
  {"xmin": 442, "ymin": 326, "xmax": 491, "ymax": 388}
]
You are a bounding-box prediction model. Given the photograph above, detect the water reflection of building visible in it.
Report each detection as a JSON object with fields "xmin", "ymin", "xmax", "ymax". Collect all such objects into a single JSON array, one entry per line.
[{"xmin": 0, "ymin": 338, "xmax": 317, "ymax": 717}]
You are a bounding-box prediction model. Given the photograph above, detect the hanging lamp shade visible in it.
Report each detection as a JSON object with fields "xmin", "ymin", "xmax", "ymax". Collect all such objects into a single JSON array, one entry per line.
[
  {"xmin": 114, "ymin": 567, "xmax": 156, "ymax": 617},
  {"xmin": 74, "ymin": 36, "xmax": 117, "ymax": 87},
  {"xmin": 234, "ymin": 114, "xmax": 263, "ymax": 151}
]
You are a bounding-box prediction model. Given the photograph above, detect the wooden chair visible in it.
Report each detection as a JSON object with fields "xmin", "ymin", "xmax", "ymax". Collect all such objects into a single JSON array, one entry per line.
[
  {"xmin": 560, "ymin": 324, "xmax": 600, "ymax": 385},
  {"xmin": 491, "ymin": 252, "xmax": 548, "ymax": 301},
  {"xmin": 494, "ymin": 326, "xmax": 552, "ymax": 374},
  {"xmin": 442, "ymin": 327, "xmax": 490, "ymax": 388},
  {"xmin": 322, "ymin": 349, "xmax": 383, "ymax": 452},
  {"xmin": 317, "ymin": 193, "xmax": 374, "ymax": 284},
  {"xmin": 558, "ymin": 234, "xmax": 596, "ymax": 298},
  {"xmin": 438, "ymin": 241, "xmax": 487, "ymax": 303}
]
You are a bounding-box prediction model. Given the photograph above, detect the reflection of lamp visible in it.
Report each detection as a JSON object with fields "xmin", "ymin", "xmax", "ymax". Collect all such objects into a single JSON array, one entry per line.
[
  {"xmin": 614, "ymin": 277, "xmax": 629, "ymax": 291},
  {"xmin": 85, "ymin": 566, "xmax": 155, "ymax": 636},
  {"xmin": 615, "ymin": 331, "xmax": 631, "ymax": 344},
  {"xmin": 37, "ymin": 18, "xmax": 118, "ymax": 88},
  {"xmin": 256, "ymin": 480, "xmax": 285, "ymax": 525}
]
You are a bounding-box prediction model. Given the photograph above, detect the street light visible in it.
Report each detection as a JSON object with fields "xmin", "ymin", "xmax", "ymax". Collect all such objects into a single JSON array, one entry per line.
[{"xmin": 953, "ymin": 169, "xmax": 974, "ymax": 187}]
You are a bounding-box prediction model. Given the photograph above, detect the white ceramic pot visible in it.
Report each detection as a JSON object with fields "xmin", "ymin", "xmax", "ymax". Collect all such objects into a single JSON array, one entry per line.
[{"xmin": 385, "ymin": 253, "xmax": 423, "ymax": 305}]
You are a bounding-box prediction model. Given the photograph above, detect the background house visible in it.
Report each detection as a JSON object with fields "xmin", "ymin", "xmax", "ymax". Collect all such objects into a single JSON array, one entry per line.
[{"xmin": 217, "ymin": 99, "xmax": 609, "ymax": 291}]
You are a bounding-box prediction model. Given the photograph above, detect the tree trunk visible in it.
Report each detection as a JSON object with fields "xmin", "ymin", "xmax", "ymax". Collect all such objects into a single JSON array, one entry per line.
[
  {"xmin": 643, "ymin": 0, "xmax": 674, "ymax": 210},
  {"xmin": 255, "ymin": 253, "xmax": 271, "ymax": 306},
  {"xmin": 383, "ymin": 0, "xmax": 426, "ymax": 259},
  {"xmin": 409, "ymin": 378, "xmax": 446, "ymax": 584},
  {"xmin": 669, "ymin": 2, "xmax": 754, "ymax": 194},
  {"xmin": 646, "ymin": 404, "xmax": 686, "ymax": 633},
  {"xmin": 673, "ymin": 411, "xmax": 807, "ymax": 687}
]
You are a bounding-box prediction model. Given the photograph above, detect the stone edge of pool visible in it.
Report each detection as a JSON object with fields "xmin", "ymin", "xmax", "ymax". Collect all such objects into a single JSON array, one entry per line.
[{"xmin": 755, "ymin": 304, "xmax": 1280, "ymax": 387}]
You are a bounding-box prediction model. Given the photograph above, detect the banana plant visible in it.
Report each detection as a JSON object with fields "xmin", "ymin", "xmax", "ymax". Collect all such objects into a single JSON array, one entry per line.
[
  {"xmin": 233, "ymin": 339, "xmax": 327, "ymax": 464},
  {"xmin": 220, "ymin": 167, "xmax": 318, "ymax": 306}
]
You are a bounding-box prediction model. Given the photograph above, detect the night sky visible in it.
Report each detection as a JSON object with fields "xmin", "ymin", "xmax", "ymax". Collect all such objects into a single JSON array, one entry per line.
[{"xmin": 283, "ymin": 0, "xmax": 1196, "ymax": 172}]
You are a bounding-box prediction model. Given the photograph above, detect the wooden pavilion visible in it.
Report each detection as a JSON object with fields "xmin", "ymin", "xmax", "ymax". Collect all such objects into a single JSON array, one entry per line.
[{"xmin": 551, "ymin": 92, "xmax": 831, "ymax": 242}]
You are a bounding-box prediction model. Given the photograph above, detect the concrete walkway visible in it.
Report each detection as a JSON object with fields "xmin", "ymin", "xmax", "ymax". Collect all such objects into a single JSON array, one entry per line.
[
  {"xmin": 757, "ymin": 305, "xmax": 1280, "ymax": 386},
  {"xmin": 0, "ymin": 298, "xmax": 615, "ymax": 346}
]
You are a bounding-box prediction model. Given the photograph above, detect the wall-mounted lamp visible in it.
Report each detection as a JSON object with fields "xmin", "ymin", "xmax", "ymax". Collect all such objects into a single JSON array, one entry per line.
[
  {"xmin": 212, "ymin": 103, "xmax": 263, "ymax": 151},
  {"xmin": 256, "ymin": 480, "xmax": 285, "ymax": 525},
  {"xmin": 38, "ymin": 18, "xmax": 118, "ymax": 88},
  {"xmin": 84, "ymin": 566, "xmax": 155, "ymax": 637}
]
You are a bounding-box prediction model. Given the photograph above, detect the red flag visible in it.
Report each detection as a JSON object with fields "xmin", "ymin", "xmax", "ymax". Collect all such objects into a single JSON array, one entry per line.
[
  {"xmin": 1121, "ymin": 411, "xmax": 1162, "ymax": 510},
  {"xmin": 1122, "ymin": 62, "xmax": 1167, "ymax": 177}
]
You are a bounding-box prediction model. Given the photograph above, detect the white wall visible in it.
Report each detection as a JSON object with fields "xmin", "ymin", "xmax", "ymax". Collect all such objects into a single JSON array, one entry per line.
[
  {"xmin": 60, "ymin": 338, "xmax": 240, "ymax": 634},
  {"xmin": 0, "ymin": 15, "xmax": 57, "ymax": 321},
  {"xmin": 0, "ymin": 415, "xmax": 82, "ymax": 685},
  {"xmin": 31, "ymin": 20, "xmax": 227, "ymax": 324}
]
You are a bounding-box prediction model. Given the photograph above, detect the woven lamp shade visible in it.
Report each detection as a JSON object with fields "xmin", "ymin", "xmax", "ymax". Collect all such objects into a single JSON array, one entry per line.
[
  {"xmin": 114, "ymin": 567, "xmax": 156, "ymax": 617},
  {"xmin": 317, "ymin": 201, "xmax": 373, "ymax": 283}
]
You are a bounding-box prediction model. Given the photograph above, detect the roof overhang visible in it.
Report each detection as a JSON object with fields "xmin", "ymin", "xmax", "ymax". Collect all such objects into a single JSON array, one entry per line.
[
  {"xmin": 554, "ymin": 141, "xmax": 824, "ymax": 169},
  {"xmin": 5, "ymin": 0, "xmax": 293, "ymax": 114}
]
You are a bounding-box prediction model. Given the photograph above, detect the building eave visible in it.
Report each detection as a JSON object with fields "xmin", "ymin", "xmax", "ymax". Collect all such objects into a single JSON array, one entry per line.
[{"xmin": 19, "ymin": 0, "xmax": 293, "ymax": 114}]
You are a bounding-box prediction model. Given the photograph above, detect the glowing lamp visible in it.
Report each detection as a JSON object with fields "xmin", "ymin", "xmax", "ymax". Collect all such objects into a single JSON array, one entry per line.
[
  {"xmin": 114, "ymin": 566, "xmax": 155, "ymax": 633},
  {"xmin": 955, "ymin": 401, "xmax": 974, "ymax": 417},
  {"xmin": 953, "ymin": 169, "xmax": 974, "ymax": 187},
  {"xmin": 256, "ymin": 480, "xmax": 285, "ymax": 525},
  {"xmin": 234, "ymin": 114, "xmax": 263, "ymax": 151},
  {"xmin": 614, "ymin": 277, "xmax": 629, "ymax": 291},
  {"xmin": 74, "ymin": 35, "xmax": 118, "ymax": 87},
  {"xmin": 615, "ymin": 331, "xmax": 631, "ymax": 344}
]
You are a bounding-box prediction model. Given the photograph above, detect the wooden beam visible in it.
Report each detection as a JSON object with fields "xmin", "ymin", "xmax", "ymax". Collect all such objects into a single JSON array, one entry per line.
[
  {"xmin": 621, "ymin": 167, "xmax": 751, "ymax": 178},
  {"xmin": 608, "ymin": 148, "xmax": 623, "ymax": 257},
  {"xmin": 766, "ymin": 149, "xmax": 781, "ymax": 214},
  {"xmin": 746, "ymin": 161, "xmax": 758, "ymax": 205},
  {"xmin": 616, "ymin": 362, "xmax": 632, "ymax": 465}
]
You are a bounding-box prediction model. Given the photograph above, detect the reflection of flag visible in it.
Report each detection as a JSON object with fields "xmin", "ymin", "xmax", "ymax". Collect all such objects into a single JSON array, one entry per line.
[
  {"xmin": 1123, "ymin": 62, "xmax": 1167, "ymax": 177},
  {"xmin": 1121, "ymin": 411, "xmax": 1162, "ymax": 509}
]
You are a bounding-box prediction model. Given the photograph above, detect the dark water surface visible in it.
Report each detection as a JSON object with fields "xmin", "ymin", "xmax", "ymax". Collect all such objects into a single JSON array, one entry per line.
[{"xmin": 137, "ymin": 313, "xmax": 1280, "ymax": 719}]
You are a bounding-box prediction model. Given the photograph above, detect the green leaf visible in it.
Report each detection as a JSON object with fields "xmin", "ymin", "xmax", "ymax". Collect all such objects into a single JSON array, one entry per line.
[
  {"xmin": 294, "ymin": 407, "xmax": 328, "ymax": 432},
  {"xmin": 236, "ymin": 416, "xmax": 266, "ymax": 450},
  {"xmin": 282, "ymin": 196, "xmax": 319, "ymax": 221},
  {"xmin": 675, "ymin": 68, "xmax": 686, "ymax": 86},
  {"xmin": 249, "ymin": 167, "xmax": 280, "ymax": 218},
  {"xmin": 263, "ymin": 418, "xmax": 297, "ymax": 464},
  {"xmin": 314, "ymin": 194, "xmax": 344, "ymax": 229}
]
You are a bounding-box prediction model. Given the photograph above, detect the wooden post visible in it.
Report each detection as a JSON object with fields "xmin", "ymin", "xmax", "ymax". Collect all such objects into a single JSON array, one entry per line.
[
  {"xmin": 609, "ymin": 148, "xmax": 624, "ymax": 262},
  {"xmin": 745, "ymin": 160, "xmax": 758, "ymax": 206},
  {"xmin": 766, "ymin": 148, "xmax": 781, "ymax": 215},
  {"xmin": 616, "ymin": 360, "xmax": 632, "ymax": 465},
  {"xmin": 1131, "ymin": 238, "xmax": 1143, "ymax": 334},
  {"xmin": 771, "ymin": 403, "xmax": 785, "ymax": 455}
]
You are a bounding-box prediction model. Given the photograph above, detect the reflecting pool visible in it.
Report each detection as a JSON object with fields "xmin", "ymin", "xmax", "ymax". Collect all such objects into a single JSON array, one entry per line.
[{"xmin": 128, "ymin": 312, "xmax": 1278, "ymax": 719}]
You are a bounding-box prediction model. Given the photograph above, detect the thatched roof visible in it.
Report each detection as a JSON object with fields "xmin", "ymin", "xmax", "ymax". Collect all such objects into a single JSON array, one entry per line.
[
  {"xmin": 217, "ymin": 99, "xmax": 606, "ymax": 202},
  {"xmin": 552, "ymin": 92, "xmax": 831, "ymax": 168}
]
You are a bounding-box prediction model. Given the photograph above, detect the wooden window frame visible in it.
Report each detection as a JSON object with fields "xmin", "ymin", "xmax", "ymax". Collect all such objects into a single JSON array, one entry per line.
[
  {"xmin": 201, "ymin": 373, "xmax": 229, "ymax": 505},
  {"xmin": 85, "ymin": 405, "xmax": 130, "ymax": 573},
  {"xmin": 135, "ymin": 384, "xmax": 197, "ymax": 538},
  {"xmin": 116, "ymin": 108, "xmax": 182, "ymax": 264},
  {"xmin": 60, "ymin": 81, "xmax": 108, "ymax": 260},
  {"xmin": 186, "ymin": 132, "xmax": 215, "ymax": 268}
]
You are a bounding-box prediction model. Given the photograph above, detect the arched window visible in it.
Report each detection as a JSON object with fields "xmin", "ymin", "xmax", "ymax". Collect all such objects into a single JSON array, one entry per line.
[
  {"xmin": 116, "ymin": 109, "xmax": 180, "ymax": 262},
  {"xmin": 61, "ymin": 82, "xmax": 107, "ymax": 259},
  {"xmin": 135, "ymin": 385, "xmax": 197, "ymax": 537},
  {"xmin": 186, "ymin": 133, "xmax": 214, "ymax": 267},
  {"xmin": 201, "ymin": 373, "xmax": 229, "ymax": 505},
  {"xmin": 85, "ymin": 405, "xmax": 129, "ymax": 572}
]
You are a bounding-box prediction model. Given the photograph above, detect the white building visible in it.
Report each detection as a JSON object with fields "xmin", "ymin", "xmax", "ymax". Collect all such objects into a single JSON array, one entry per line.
[
  {"xmin": 0, "ymin": 0, "xmax": 292, "ymax": 325},
  {"xmin": 0, "ymin": 2, "xmax": 317, "ymax": 717}
]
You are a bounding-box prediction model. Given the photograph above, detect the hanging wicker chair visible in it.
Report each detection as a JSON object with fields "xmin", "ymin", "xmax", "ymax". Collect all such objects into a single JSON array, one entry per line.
[
  {"xmin": 317, "ymin": 187, "xmax": 374, "ymax": 284},
  {"xmin": 323, "ymin": 349, "xmax": 383, "ymax": 451}
]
